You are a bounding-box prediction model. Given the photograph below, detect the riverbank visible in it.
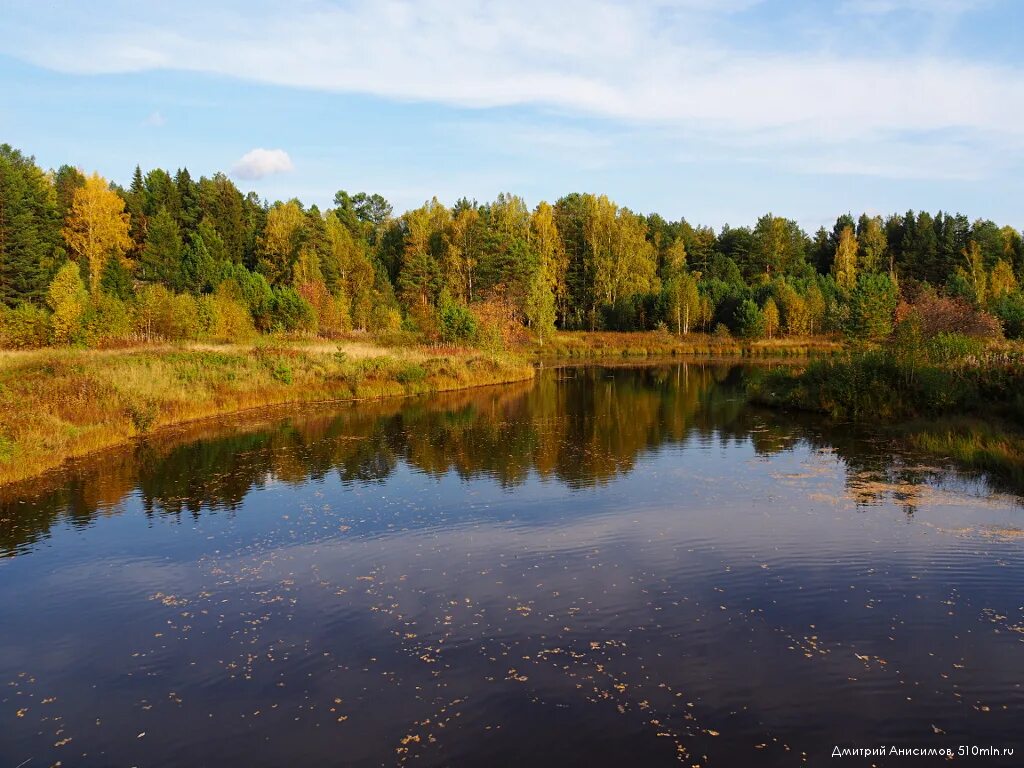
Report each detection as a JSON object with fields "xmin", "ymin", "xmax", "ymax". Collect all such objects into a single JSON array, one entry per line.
[
  {"xmin": 534, "ymin": 331, "xmax": 843, "ymax": 358},
  {"xmin": 0, "ymin": 341, "xmax": 534, "ymax": 486},
  {"xmin": 749, "ymin": 342, "xmax": 1024, "ymax": 483}
]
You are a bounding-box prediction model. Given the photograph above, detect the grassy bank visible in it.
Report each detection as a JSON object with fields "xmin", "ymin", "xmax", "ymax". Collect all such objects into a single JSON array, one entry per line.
[
  {"xmin": 750, "ymin": 341, "xmax": 1024, "ymax": 421},
  {"xmin": 904, "ymin": 418, "xmax": 1024, "ymax": 487},
  {"xmin": 534, "ymin": 331, "xmax": 843, "ymax": 358},
  {"xmin": 750, "ymin": 338, "xmax": 1024, "ymax": 482},
  {"xmin": 0, "ymin": 341, "xmax": 534, "ymax": 486}
]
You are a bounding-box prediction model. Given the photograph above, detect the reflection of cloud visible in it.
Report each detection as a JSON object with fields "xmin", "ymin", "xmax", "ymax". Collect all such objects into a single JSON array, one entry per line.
[{"xmin": 230, "ymin": 148, "xmax": 294, "ymax": 180}]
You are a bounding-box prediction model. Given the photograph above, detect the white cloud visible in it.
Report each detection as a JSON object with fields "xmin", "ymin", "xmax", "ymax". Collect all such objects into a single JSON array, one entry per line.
[
  {"xmin": 230, "ymin": 148, "xmax": 294, "ymax": 180},
  {"xmin": 142, "ymin": 110, "xmax": 166, "ymax": 127},
  {"xmin": 2, "ymin": 0, "xmax": 1022, "ymax": 180}
]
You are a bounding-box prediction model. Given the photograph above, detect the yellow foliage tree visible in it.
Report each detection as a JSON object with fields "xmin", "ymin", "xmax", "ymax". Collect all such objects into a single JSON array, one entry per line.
[
  {"xmin": 584, "ymin": 195, "xmax": 657, "ymax": 325},
  {"xmin": 62, "ymin": 173, "xmax": 131, "ymax": 296},
  {"xmin": 258, "ymin": 200, "xmax": 306, "ymax": 285},
  {"xmin": 989, "ymin": 259, "xmax": 1018, "ymax": 301},
  {"xmin": 858, "ymin": 216, "xmax": 887, "ymax": 274},
  {"xmin": 958, "ymin": 241, "xmax": 988, "ymax": 306},
  {"xmin": 763, "ymin": 297, "xmax": 780, "ymax": 339},
  {"xmin": 445, "ymin": 206, "xmax": 481, "ymax": 303},
  {"xmin": 47, "ymin": 261, "xmax": 88, "ymax": 344},
  {"xmin": 831, "ymin": 226, "xmax": 858, "ymax": 292},
  {"xmin": 530, "ymin": 201, "xmax": 568, "ymax": 324}
]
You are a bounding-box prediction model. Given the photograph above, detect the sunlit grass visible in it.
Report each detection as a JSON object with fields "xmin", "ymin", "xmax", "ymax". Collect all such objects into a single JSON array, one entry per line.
[
  {"xmin": 537, "ymin": 331, "xmax": 842, "ymax": 358},
  {"xmin": 0, "ymin": 341, "xmax": 534, "ymax": 485},
  {"xmin": 908, "ymin": 419, "xmax": 1024, "ymax": 485}
]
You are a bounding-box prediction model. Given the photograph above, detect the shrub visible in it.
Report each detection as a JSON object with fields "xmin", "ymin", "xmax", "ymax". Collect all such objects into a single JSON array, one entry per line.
[
  {"xmin": 271, "ymin": 286, "xmax": 317, "ymax": 333},
  {"xmin": 369, "ymin": 305, "xmax": 403, "ymax": 334},
  {"xmin": 732, "ymin": 299, "xmax": 764, "ymax": 338},
  {"xmin": 471, "ymin": 290, "xmax": 527, "ymax": 350},
  {"xmin": 847, "ymin": 273, "xmax": 897, "ymax": 341},
  {"xmin": 200, "ymin": 288, "xmax": 256, "ymax": 343},
  {"xmin": 924, "ymin": 332, "xmax": 985, "ymax": 365},
  {"xmin": 81, "ymin": 294, "xmax": 134, "ymax": 347},
  {"xmin": 298, "ymin": 280, "xmax": 350, "ymax": 337},
  {"xmin": 395, "ymin": 364, "xmax": 427, "ymax": 386},
  {"xmin": 47, "ymin": 261, "xmax": 88, "ymax": 345},
  {"xmin": 989, "ymin": 291, "xmax": 1024, "ymax": 339},
  {"xmin": 438, "ymin": 295, "xmax": 478, "ymax": 345},
  {"xmin": 135, "ymin": 285, "xmax": 201, "ymax": 341},
  {"xmin": 895, "ymin": 292, "xmax": 1001, "ymax": 340},
  {"xmin": 0, "ymin": 303, "xmax": 51, "ymax": 349},
  {"xmin": 220, "ymin": 268, "xmax": 275, "ymax": 331},
  {"xmin": 270, "ymin": 361, "xmax": 293, "ymax": 384}
]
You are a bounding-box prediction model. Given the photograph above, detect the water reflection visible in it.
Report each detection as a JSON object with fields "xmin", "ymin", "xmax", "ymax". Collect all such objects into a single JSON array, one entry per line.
[
  {"xmin": 1, "ymin": 363, "xmax": 1015, "ymax": 559},
  {"xmin": 1, "ymin": 363, "xmax": 1022, "ymax": 768}
]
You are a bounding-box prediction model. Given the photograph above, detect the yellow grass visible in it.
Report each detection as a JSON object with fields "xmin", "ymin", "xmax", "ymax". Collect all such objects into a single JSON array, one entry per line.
[
  {"xmin": 0, "ymin": 340, "xmax": 534, "ymax": 485},
  {"xmin": 532, "ymin": 331, "xmax": 843, "ymax": 358}
]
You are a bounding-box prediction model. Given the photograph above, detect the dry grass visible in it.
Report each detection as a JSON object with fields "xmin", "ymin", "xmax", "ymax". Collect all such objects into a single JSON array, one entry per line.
[
  {"xmin": 532, "ymin": 331, "xmax": 843, "ymax": 358},
  {"xmin": 0, "ymin": 340, "xmax": 534, "ymax": 485}
]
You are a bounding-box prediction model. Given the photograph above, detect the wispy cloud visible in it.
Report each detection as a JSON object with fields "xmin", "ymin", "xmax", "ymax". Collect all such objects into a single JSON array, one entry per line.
[
  {"xmin": 840, "ymin": 0, "xmax": 992, "ymax": 14},
  {"xmin": 230, "ymin": 148, "xmax": 293, "ymax": 180},
  {"xmin": 142, "ymin": 110, "xmax": 166, "ymax": 127},
  {"xmin": 2, "ymin": 0, "xmax": 1021, "ymax": 181}
]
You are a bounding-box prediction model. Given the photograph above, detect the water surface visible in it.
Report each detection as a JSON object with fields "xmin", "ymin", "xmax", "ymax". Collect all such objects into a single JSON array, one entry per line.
[{"xmin": 1, "ymin": 363, "xmax": 1022, "ymax": 766}]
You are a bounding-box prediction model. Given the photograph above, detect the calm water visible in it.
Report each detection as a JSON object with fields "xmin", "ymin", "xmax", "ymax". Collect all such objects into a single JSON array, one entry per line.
[{"xmin": 1, "ymin": 363, "xmax": 1022, "ymax": 767}]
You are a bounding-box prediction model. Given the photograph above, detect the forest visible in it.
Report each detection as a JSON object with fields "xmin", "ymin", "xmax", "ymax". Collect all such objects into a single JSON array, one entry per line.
[{"xmin": 2, "ymin": 142, "xmax": 1024, "ymax": 350}]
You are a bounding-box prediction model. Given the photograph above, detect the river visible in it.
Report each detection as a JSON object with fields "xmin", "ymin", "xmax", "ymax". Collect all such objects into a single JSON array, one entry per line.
[{"xmin": 1, "ymin": 362, "xmax": 1022, "ymax": 766}]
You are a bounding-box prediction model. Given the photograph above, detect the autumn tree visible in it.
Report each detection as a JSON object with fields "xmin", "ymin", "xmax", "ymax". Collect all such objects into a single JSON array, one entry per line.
[
  {"xmin": 857, "ymin": 215, "xmax": 887, "ymax": 275},
  {"xmin": 584, "ymin": 195, "xmax": 657, "ymax": 327},
  {"xmin": 529, "ymin": 201, "xmax": 568, "ymax": 325},
  {"xmin": 988, "ymin": 260, "xmax": 1017, "ymax": 302},
  {"xmin": 47, "ymin": 261, "xmax": 87, "ymax": 343},
  {"xmin": 257, "ymin": 200, "xmax": 306, "ymax": 286},
  {"xmin": 444, "ymin": 204, "xmax": 482, "ymax": 303},
  {"xmin": 523, "ymin": 268, "xmax": 556, "ymax": 343},
  {"xmin": 955, "ymin": 241, "xmax": 988, "ymax": 307},
  {"xmin": 62, "ymin": 173, "xmax": 132, "ymax": 296},
  {"xmin": 831, "ymin": 225, "xmax": 858, "ymax": 291},
  {"xmin": 762, "ymin": 297, "xmax": 780, "ymax": 339},
  {"xmin": 664, "ymin": 272, "xmax": 700, "ymax": 335}
]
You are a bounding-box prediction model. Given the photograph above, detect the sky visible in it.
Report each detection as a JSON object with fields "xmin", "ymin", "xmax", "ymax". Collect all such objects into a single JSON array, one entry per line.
[{"xmin": 1, "ymin": 0, "xmax": 1023, "ymax": 231}]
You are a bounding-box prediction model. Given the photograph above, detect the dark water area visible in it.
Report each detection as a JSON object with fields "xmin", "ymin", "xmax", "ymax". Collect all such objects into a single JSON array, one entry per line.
[{"xmin": 1, "ymin": 363, "xmax": 1022, "ymax": 767}]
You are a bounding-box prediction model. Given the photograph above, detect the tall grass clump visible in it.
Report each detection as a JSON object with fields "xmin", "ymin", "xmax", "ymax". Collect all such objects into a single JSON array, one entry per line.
[{"xmin": 752, "ymin": 333, "xmax": 1024, "ymax": 422}]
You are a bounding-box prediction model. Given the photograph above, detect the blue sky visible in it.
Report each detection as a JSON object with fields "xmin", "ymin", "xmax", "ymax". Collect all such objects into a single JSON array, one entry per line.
[{"xmin": 1, "ymin": 0, "xmax": 1022, "ymax": 231}]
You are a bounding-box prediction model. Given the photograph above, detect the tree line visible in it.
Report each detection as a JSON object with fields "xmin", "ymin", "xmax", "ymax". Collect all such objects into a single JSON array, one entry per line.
[{"xmin": 2, "ymin": 142, "xmax": 1023, "ymax": 348}]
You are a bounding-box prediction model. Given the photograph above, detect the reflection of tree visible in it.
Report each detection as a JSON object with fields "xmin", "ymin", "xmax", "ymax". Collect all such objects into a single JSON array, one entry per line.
[{"xmin": 1, "ymin": 364, "xmax": 1016, "ymax": 557}]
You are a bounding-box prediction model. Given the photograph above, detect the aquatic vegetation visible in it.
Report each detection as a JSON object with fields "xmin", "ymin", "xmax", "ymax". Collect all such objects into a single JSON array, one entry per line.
[{"xmin": 752, "ymin": 338, "xmax": 1024, "ymax": 421}]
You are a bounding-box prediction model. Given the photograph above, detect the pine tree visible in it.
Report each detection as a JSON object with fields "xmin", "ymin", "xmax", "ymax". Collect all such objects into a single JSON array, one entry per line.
[
  {"xmin": 0, "ymin": 145, "xmax": 64, "ymax": 306},
  {"xmin": 139, "ymin": 207, "xmax": 183, "ymax": 285}
]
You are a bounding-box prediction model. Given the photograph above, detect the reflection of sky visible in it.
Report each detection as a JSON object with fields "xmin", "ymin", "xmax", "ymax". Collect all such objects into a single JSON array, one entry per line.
[
  {"xmin": 2, "ymin": 377, "xmax": 1024, "ymax": 766},
  {"xmin": 4, "ymin": 434, "xmax": 1024, "ymax": 761}
]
